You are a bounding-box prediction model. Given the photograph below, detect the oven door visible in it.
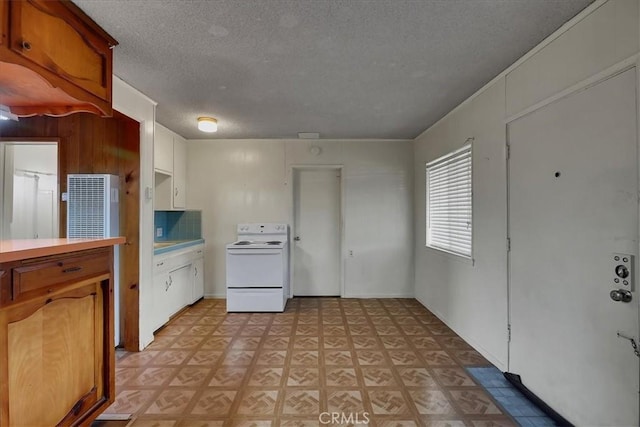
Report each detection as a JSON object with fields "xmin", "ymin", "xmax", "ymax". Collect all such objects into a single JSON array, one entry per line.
[{"xmin": 226, "ymin": 248, "xmax": 284, "ymax": 288}]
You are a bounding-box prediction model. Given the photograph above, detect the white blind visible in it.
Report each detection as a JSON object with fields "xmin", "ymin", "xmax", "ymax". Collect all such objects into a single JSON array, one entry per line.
[{"xmin": 426, "ymin": 144, "xmax": 472, "ymax": 258}]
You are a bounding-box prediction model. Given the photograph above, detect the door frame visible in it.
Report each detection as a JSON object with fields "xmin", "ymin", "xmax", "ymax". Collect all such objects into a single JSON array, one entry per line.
[
  {"xmin": 289, "ymin": 164, "xmax": 345, "ymax": 298},
  {"xmin": 504, "ymin": 56, "xmax": 640, "ymax": 418},
  {"xmin": 0, "ymin": 138, "xmax": 59, "ymax": 241}
]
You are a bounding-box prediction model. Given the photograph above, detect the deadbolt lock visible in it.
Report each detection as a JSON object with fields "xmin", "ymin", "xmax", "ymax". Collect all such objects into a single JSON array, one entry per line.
[{"xmin": 613, "ymin": 253, "xmax": 634, "ymax": 291}]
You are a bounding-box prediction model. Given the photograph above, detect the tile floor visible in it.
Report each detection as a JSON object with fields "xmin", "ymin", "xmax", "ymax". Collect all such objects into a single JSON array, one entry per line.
[
  {"xmin": 466, "ymin": 368, "xmax": 555, "ymax": 427},
  {"xmin": 105, "ymin": 298, "xmax": 518, "ymax": 426}
]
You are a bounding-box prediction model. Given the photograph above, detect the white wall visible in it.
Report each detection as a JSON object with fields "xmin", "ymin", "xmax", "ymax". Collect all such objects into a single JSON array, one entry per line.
[
  {"xmin": 414, "ymin": 78, "xmax": 509, "ymax": 367},
  {"xmin": 112, "ymin": 76, "xmax": 158, "ymax": 350},
  {"xmin": 413, "ymin": 0, "xmax": 639, "ymax": 417},
  {"xmin": 186, "ymin": 139, "xmax": 414, "ymax": 299}
]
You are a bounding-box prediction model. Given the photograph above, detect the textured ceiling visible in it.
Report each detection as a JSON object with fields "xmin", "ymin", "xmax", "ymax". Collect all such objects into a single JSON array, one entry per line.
[{"xmin": 74, "ymin": 0, "xmax": 592, "ymax": 140}]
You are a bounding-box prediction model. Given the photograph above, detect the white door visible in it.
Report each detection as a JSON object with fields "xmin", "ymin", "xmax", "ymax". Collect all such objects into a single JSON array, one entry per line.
[
  {"xmin": 293, "ymin": 168, "xmax": 341, "ymax": 296},
  {"xmin": 508, "ymin": 68, "xmax": 639, "ymax": 426}
]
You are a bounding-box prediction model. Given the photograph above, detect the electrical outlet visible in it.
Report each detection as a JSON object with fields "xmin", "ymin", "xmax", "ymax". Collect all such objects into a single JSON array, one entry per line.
[{"xmin": 156, "ymin": 227, "xmax": 163, "ymax": 238}]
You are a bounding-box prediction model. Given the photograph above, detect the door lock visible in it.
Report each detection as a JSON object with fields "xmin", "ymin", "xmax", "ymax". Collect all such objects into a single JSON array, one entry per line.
[
  {"xmin": 612, "ymin": 253, "xmax": 634, "ymax": 291},
  {"xmin": 610, "ymin": 289, "xmax": 632, "ymax": 303}
]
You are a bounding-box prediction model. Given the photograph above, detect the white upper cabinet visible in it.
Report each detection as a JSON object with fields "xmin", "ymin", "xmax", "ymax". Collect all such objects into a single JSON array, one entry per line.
[
  {"xmin": 154, "ymin": 123, "xmax": 174, "ymax": 174},
  {"xmin": 173, "ymin": 134, "xmax": 187, "ymax": 209},
  {"xmin": 154, "ymin": 122, "xmax": 187, "ymax": 210}
]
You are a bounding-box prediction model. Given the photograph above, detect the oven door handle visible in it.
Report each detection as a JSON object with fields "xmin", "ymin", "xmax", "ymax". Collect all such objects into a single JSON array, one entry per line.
[{"xmin": 227, "ymin": 249, "xmax": 282, "ymax": 255}]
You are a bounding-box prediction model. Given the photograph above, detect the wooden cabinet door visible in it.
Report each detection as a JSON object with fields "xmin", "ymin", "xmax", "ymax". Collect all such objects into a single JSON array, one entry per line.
[
  {"xmin": 173, "ymin": 135, "xmax": 187, "ymax": 209},
  {"xmin": 7, "ymin": 0, "xmax": 112, "ymax": 101},
  {"xmin": 0, "ymin": 281, "xmax": 109, "ymax": 426},
  {"xmin": 0, "ymin": 1, "xmax": 7, "ymax": 49}
]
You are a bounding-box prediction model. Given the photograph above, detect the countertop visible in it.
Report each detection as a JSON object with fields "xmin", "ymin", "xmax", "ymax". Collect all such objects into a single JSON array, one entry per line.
[
  {"xmin": 0, "ymin": 237, "xmax": 126, "ymax": 263},
  {"xmin": 154, "ymin": 239, "xmax": 205, "ymax": 255}
]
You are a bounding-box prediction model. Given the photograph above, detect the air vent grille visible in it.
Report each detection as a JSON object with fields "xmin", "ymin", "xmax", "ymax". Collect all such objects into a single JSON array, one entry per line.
[{"xmin": 67, "ymin": 175, "xmax": 106, "ymax": 238}]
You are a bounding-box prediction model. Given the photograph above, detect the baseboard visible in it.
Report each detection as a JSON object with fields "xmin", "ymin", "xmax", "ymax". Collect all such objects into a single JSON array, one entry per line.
[
  {"xmin": 204, "ymin": 292, "xmax": 226, "ymax": 298},
  {"xmin": 414, "ymin": 294, "xmax": 506, "ymax": 370},
  {"xmin": 342, "ymin": 293, "xmax": 414, "ymax": 298}
]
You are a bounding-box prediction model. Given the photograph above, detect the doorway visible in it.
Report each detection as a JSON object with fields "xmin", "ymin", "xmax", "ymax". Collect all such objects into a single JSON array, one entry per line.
[
  {"xmin": 292, "ymin": 167, "xmax": 342, "ymax": 296},
  {"xmin": 507, "ymin": 68, "xmax": 639, "ymax": 425},
  {"xmin": 0, "ymin": 142, "xmax": 59, "ymax": 240}
]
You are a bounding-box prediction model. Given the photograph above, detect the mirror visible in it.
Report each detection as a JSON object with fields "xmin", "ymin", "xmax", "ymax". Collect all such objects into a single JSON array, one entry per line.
[{"xmin": 1, "ymin": 142, "xmax": 59, "ymax": 239}]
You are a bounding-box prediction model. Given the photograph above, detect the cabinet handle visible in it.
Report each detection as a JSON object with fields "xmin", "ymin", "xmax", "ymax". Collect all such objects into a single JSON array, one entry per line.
[
  {"xmin": 194, "ymin": 267, "xmax": 198, "ymax": 276},
  {"xmin": 21, "ymin": 40, "xmax": 32, "ymax": 51},
  {"xmin": 197, "ymin": 250, "xmax": 202, "ymax": 254},
  {"xmin": 175, "ymin": 187, "xmax": 179, "ymax": 197},
  {"xmin": 165, "ymin": 280, "xmax": 170, "ymax": 291},
  {"xmin": 62, "ymin": 266, "xmax": 82, "ymax": 273},
  {"xmin": 156, "ymin": 262, "xmax": 164, "ymax": 267}
]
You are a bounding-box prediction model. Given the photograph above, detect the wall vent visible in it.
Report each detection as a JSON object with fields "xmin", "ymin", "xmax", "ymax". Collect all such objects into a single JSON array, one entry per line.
[{"xmin": 67, "ymin": 174, "xmax": 119, "ymax": 238}]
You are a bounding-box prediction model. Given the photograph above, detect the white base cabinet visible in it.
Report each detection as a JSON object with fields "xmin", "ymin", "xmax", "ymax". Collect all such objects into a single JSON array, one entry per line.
[
  {"xmin": 192, "ymin": 256, "xmax": 204, "ymax": 304},
  {"xmin": 152, "ymin": 244, "xmax": 204, "ymax": 331}
]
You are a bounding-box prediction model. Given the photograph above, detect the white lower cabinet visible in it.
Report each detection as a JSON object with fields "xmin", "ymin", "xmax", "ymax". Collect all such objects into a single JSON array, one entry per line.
[
  {"xmin": 169, "ymin": 264, "xmax": 191, "ymax": 314},
  {"xmin": 153, "ymin": 244, "xmax": 205, "ymax": 331},
  {"xmin": 152, "ymin": 268, "xmax": 170, "ymax": 331},
  {"xmin": 192, "ymin": 255, "xmax": 204, "ymax": 304}
]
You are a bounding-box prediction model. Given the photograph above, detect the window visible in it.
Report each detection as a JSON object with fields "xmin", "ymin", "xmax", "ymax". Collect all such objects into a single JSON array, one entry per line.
[{"xmin": 426, "ymin": 144, "xmax": 472, "ymax": 258}]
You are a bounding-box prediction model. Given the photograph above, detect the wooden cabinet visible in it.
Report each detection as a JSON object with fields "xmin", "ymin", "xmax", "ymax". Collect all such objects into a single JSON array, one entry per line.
[
  {"xmin": 0, "ymin": 247, "xmax": 115, "ymax": 426},
  {"xmin": 154, "ymin": 123, "xmax": 188, "ymax": 210},
  {"xmin": 0, "ymin": 0, "xmax": 117, "ymax": 117}
]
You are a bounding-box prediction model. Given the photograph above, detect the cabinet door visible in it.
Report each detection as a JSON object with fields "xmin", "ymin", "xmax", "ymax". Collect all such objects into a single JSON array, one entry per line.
[
  {"xmin": 152, "ymin": 270, "xmax": 170, "ymax": 331},
  {"xmin": 1, "ymin": 282, "xmax": 107, "ymax": 426},
  {"xmin": 155, "ymin": 124, "xmax": 174, "ymax": 174},
  {"xmin": 7, "ymin": 0, "xmax": 112, "ymax": 101},
  {"xmin": 173, "ymin": 135, "xmax": 187, "ymax": 208},
  {"xmin": 168, "ymin": 264, "xmax": 191, "ymax": 315},
  {"xmin": 192, "ymin": 257, "xmax": 204, "ymax": 304}
]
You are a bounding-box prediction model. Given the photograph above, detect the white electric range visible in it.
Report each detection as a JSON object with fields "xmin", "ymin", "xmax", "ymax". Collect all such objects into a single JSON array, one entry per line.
[{"xmin": 225, "ymin": 223, "xmax": 289, "ymax": 312}]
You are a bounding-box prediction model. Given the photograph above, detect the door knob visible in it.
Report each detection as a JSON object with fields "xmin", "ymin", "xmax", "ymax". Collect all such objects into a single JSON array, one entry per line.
[
  {"xmin": 294, "ymin": 236, "xmax": 300, "ymax": 241},
  {"xmin": 610, "ymin": 289, "xmax": 633, "ymax": 303}
]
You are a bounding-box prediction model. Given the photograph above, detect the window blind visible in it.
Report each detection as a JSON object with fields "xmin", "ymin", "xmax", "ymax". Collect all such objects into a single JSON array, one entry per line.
[{"xmin": 426, "ymin": 144, "xmax": 472, "ymax": 258}]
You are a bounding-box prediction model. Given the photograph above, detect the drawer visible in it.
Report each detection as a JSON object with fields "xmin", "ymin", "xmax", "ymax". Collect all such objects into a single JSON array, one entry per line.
[
  {"xmin": 12, "ymin": 251, "xmax": 110, "ymax": 302},
  {"xmin": 226, "ymin": 288, "xmax": 287, "ymax": 312}
]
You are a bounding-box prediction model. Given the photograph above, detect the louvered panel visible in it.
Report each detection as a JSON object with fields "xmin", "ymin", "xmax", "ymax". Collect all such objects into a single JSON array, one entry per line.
[{"xmin": 67, "ymin": 175, "xmax": 107, "ymax": 238}]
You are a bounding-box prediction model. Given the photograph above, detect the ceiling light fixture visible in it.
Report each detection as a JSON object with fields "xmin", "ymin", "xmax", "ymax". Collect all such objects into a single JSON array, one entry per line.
[{"xmin": 197, "ymin": 117, "xmax": 218, "ymax": 132}]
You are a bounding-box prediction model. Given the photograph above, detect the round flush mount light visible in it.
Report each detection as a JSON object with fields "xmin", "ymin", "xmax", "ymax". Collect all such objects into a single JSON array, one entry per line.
[{"xmin": 197, "ymin": 117, "xmax": 218, "ymax": 132}]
